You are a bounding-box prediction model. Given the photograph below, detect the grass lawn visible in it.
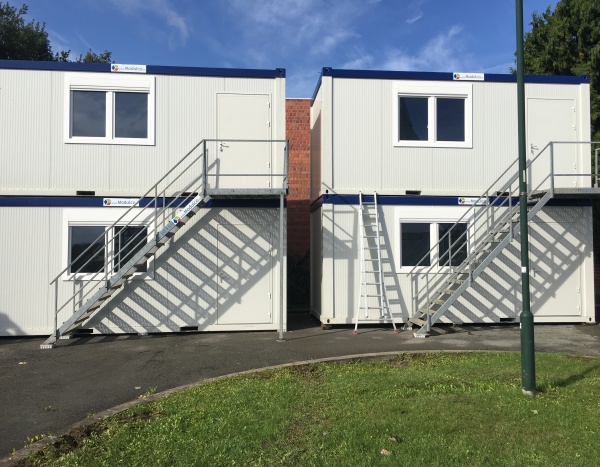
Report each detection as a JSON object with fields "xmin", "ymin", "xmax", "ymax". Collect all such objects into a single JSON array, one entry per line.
[{"xmin": 25, "ymin": 352, "xmax": 600, "ymax": 466}]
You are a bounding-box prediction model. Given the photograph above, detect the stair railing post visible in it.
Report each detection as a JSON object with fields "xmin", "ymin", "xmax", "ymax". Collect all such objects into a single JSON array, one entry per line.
[
  {"xmin": 467, "ymin": 226, "xmax": 473, "ymax": 283},
  {"xmin": 549, "ymin": 142, "xmax": 555, "ymax": 196},
  {"xmin": 425, "ymin": 273, "xmax": 431, "ymax": 333},
  {"xmin": 509, "ymin": 183, "xmax": 514, "ymax": 240},
  {"xmin": 202, "ymin": 140, "xmax": 207, "ymax": 197},
  {"xmin": 412, "ymin": 274, "xmax": 418, "ymax": 318},
  {"xmin": 425, "ymin": 273, "xmax": 430, "ymax": 324},
  {"xmin": 154, "ymin": 185, "xmax": 158, "ymax": 242},
  {"xmin": 594, "ymin": 149, "xmax": 600, "ymax": 188},
  {"xmin": 54, "ymin": 280, "xmax": 59, "ymax": 342}
]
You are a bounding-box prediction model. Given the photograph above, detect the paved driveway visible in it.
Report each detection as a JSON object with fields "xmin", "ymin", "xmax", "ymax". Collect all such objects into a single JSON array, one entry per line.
[{"xmin": 1, "ymin": 313, "xmax": 598, "ymax": 457}]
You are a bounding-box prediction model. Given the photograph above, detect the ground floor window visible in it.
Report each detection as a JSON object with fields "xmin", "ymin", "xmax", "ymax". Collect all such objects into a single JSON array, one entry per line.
[
  {"xmin": 395, "ymin": 206, "xmax": 471, "ymax": 271},
  {"xmin": 68, "ymin": 225, "xmax": 148, "ymax": 275},
  {"xmin": 63, "ymin": 209, "xmax": 153, "ymax": 280},
  {"xmin": 400, "ymin": 222, "xmax": 468, "ymax": 268}
]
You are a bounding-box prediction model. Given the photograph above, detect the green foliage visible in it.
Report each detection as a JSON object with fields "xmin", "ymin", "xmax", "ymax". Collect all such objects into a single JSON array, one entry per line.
[
  {"xmin": 522, "ymin": 0, "xmax": 600, "ymax": 141},
  {"xmin": 0, "ymin": 2, "xmax": 53, "ymax": 60},
  {"xmin": 55, "ymin": 49, "xmax": 112, "ymax": 64},
  {"xmin": 27, "ymin": 353, "xmax": 600, "ymax": 466},
  {"xmin": 0, "ymin": 2, "xmax": 112, "ymax": 63}
]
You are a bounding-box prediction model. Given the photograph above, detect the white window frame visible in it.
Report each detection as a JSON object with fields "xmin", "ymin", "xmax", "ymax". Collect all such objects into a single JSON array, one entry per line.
[
  {"xmin": 62, "ymin": 209, "xmax": 155, "ymax": 281},
  {"xmin": 392, "ymin": 83, "xmax": 473, "ymax": 148},
  {"xmin": 64, "ymin": 74, "xmax": 155, "ymax": 145},
  {"xmin": 394, "ymin": 206, "xmax": 471, "ymax": 272}
]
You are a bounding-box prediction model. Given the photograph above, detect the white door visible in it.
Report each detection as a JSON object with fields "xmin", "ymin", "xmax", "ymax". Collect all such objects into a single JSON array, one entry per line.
[
  {"xmin": 210, "ymin": 93, "xmax": 272, "ymax": 190},
  {"xmin": 529, "ymin": 218, "xmax": 582, "ymax": 318},
  {"xmin": 527, "ymin": 98, "xmax": 578, "ymax": 190},
  {"xmin": 216, "ymin": 223, "xmax": 273, "ymax": 324}
]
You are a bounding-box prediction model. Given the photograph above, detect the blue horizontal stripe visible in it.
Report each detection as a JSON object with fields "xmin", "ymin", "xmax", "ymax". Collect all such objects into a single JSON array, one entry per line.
[
  {"xmin": 0, "ymin": 60, "xmax": 285, "ymax": 79},
  {"xmin": 320, "ymin": 67, "xmax": 589, "ymax": 85},
  {"xmin": 313, "ymin": 194, "xmax": 591, "ymax": 209},
  {"xmin": 0, "ymin": 196, "xmax": 284, "ymax": 209}
]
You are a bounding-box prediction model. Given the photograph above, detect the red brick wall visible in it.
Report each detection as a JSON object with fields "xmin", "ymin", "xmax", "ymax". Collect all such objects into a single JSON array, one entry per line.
[{"xmin": 286, "ymin": 99, "xmax": 311, "ymax": 257}]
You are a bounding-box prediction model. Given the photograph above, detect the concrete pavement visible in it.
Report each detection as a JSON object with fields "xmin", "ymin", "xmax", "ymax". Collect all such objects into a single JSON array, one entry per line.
[{"xmin": 1, "ymin": 312, "xmax": 599, "ymax": 459}]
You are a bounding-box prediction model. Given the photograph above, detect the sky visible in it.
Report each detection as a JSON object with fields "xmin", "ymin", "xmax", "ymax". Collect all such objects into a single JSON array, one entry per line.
[{"xmin": 22, "ymin": 0, "xmax": 558, "ymax": 98}]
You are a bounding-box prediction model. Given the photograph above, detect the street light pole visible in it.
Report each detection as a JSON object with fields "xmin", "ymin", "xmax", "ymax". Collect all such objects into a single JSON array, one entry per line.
[{"xmin": 516, "ymin": 0, "xmax": 536, "ymax": 396}]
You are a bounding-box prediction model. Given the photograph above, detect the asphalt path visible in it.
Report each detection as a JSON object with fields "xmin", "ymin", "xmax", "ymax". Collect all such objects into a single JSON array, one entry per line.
[{"xmin": 1, "ymin": 313, "xmax": 599, "ymax": 459}]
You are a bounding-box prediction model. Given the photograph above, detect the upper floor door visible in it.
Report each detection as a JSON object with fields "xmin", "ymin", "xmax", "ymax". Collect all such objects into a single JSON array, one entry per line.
[
  {"xmin": 209, "ymin": 93, "xmax": 272, "ymax": 191},
  {"xmin": 527, "ymin": 98, "xmax": 578, "ymax": 190}
]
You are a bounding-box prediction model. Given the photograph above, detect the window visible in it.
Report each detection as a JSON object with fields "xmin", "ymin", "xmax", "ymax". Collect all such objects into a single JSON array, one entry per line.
[
  {"xmin": 399, "ymin": 222, "xmax": 468, "ymax": 269},
  {"xmin": 393, "ymin": 83, "xmax": 472, "ymax": 148},
  {"xmin": 68, "ymin": 225, "xmax": 149, "ymax": 276},
  {"xmin": 65, "ymin": 75, "xmax": 155, "ymax": 145}
]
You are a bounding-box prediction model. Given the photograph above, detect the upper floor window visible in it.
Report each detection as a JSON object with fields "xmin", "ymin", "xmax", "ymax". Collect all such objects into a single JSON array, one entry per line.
[
  {"xmin": 393, "ymin": 83, "xmax": 472, "ymax": 148},
  {"xmin": 65, "ymin": 74, "xmax": 155, "ymax": 145}
]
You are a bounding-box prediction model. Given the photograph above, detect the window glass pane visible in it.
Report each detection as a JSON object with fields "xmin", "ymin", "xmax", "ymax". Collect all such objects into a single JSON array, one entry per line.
[
  {"xmin": 114, "ymin": 226, "xmax": 148, "ymax": 272},
  {"xmin": 439, "ymin": 223, "xmax": 468, "ymax": 266},
  {"xmin": 401, "ymin": 223, "xmax": 431, "ymax": 266},
  {"xmin": 436, "ymin": 98, "xmax": 465, "ymax": 142},
  {"xmin": 399, "ymin": 97, "xmax": 428, "ymax": 141},
  {"xmin": 70, "ymin": 226, "xmax": 105, "ymax": 273},
  {"xmin": 115, "ymin": 92, "xmax": 148, "ymax": 139},
  {"xmin": 72, "ymin": 91, "xmax": 106, "ymax": 137}
]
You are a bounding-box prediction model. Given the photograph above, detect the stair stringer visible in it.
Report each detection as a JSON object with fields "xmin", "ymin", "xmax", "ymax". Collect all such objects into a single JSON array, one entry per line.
[
  {"xmin": 407, "ymin": 190, "xmax": 553, "ymax": 337},
  {"xmin": 40, "ymin": 196, "xmax": 210, "ymax": 348}
]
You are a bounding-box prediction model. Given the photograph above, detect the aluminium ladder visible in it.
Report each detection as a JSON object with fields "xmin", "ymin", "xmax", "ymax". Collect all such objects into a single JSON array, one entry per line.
[{"xmin": 354, "ymin": 192, "xmax": 398, "ymax": 334}]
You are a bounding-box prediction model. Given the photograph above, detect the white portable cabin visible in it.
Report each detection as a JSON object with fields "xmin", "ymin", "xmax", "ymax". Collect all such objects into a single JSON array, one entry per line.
[
  {"xmin": 0, "ymin": 60, "xmax": 288, "ymax": 346},
  {"xmin": 310, "ymin": 68, "xmax": 598, "ymax": 334}
]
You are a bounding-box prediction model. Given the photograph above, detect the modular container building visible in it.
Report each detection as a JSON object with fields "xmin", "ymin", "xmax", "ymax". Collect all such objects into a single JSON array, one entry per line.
[
  {"xmin": 0, "ymin": 60, "xmax": 288, "ymax": 345},
  {"xmin": 310, "ymin": 68, "xmax": 598, "ymax": 334}
]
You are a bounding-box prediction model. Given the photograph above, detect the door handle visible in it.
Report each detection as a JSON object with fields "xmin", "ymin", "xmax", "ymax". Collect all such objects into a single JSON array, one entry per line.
[{"xmin": 219, "ymin": 142, "xmax": 229, "ymax": 152}]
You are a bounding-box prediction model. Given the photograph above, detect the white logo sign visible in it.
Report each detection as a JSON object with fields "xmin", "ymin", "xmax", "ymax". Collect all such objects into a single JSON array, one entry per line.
[
  {"xmin": 111, "ymin": 64, "xmax": 147, "ymax": 74},
  {"xmin": 103, "ymin": 198, "xmax": 139, "ymax": 207},
  {"xmin": 458, "ymin": 197, "xmax": 488, "ymax": 206},
  {"xmin": 453, "ymin": 72, "xmax": 484, "ymax": 81}
]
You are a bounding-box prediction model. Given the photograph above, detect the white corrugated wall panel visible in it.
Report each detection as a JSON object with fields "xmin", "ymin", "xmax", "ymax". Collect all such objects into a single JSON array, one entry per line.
[
  {"xmin": 0, "ymin": 70, "xmax": 53, "ymax": 191},
  {"xmin": 329, "ymin": 79, "xmax": 585, "ymax": 195},
  {"xmin": 331, "ymin": 79, "xmax": 383, "ymax": 191},
  {"xmin": 310, "ymin": 88, "xmax": 322, "ymax": 201},
  {"xmin": 81, "ymin": 207, "xmax": 285, "ymax": 333},
  {"xmin": 2, "ymin": 69, "xmax": 283, "ymax": 195},
  {"xmin": 0, "ymin": 208, "xmax": 52, "ymax": 335}
]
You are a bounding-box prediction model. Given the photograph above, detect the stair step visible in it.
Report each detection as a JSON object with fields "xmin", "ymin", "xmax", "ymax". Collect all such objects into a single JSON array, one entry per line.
[
  {"xmin": 409, "ymin": 318, "xmax": 426, "ymax": 326},
  {"xmin": 431, "ymin": 299, "xmax": 446, "ymax": 305},
  {"xmin": 417, "ymin": 308, "xmax": 435, "ymax": 315}
]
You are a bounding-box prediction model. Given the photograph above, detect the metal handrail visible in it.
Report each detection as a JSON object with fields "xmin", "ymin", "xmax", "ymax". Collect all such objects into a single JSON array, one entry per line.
[
  {"xmin": 51, "ymin": 139, "xmax": 289, "ymax": 333},
  {"xmin": 408, "ymin": 140, "xmax": 599, "ymax": 317}
]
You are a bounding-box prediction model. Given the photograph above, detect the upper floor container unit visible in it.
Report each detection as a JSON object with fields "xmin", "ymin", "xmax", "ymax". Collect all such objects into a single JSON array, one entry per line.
[
  {"xmin": 0, "ymin": 60, "xmax": 287, "ymax": 196},
  {"xmin": 310, "ymin": 68, "xmax": 591, "ymax": 200}
]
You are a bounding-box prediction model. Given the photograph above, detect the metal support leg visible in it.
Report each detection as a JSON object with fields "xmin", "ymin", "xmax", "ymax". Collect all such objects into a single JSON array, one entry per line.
[{"xmin": 278, "ymin": 193, "xmax": 285, "ymax": 342}]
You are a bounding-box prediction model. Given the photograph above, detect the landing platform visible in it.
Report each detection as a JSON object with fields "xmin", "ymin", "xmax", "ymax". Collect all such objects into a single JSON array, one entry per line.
[
  {"xmin": 207, "ymin": 188, "xmax": 287, "ymax": 198},
  {"xmin": 552, "ymin": 187, "xmax": 600, "ymax": 199}
]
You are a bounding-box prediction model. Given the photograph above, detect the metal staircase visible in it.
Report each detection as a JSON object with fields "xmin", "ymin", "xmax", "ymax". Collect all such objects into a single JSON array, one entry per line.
[
  {"xmin": 405, "ymin": 141, "xmax": 600, "ymax": 337},
  {"xmin": 42, "ymin": 139, "xmax": 288, "ymax": 349},
  {"xmin": 354, "ymin": 192, "xmax": 398, "ymax": 334}
]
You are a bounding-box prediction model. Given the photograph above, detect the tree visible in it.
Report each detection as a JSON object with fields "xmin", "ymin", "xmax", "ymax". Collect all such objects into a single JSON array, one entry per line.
[
  {"xmin": 0, "ymin": 2, "xmax": 111, "ymax": 63},
  {"xmin": 0, "ymin": 2, "xmax": 53, "ymax": 60},
  {"xmin": 522, "ymin": 0, "xmax": 600, "ymax": 142}
]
